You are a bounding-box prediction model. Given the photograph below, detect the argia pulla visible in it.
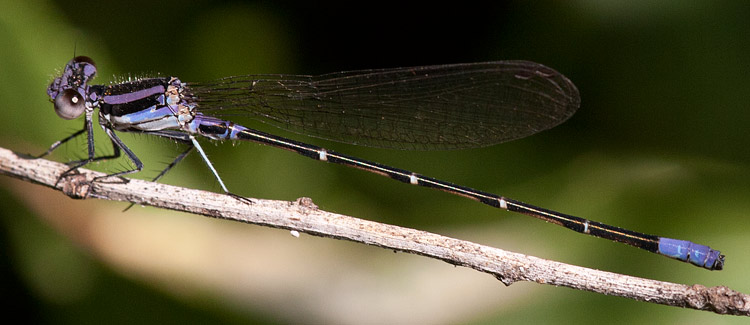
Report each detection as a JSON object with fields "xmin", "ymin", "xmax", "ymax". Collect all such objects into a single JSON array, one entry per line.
[{"xmin": 43, "ymin": 56, "xmax": 724, "ymax": 270}]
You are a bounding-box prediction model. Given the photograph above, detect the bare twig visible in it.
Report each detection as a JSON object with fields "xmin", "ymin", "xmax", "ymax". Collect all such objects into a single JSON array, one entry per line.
[{"xmin": 0, "ymin": 146, "xmax": 747, "ymax": 315}]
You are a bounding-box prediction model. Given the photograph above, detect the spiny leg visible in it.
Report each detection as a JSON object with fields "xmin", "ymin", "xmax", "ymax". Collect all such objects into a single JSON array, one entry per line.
[
  {"xmin": 121, "ymin": 130, "xmax": 194, "ymax": 211},
  {"xmin": 122, "ymin": 130, "xmax": 251, "ymax": 210},
  {"xmin": 49, "ymin": 110, "xmax": 124, "ymax": 185},
  {"xmin": 89, "ymin": 125, "xmax": 143, "ymax": 184},
  {"xmin": 188, "ymin": 135, "xmax": 253, "ymax": 205},
  {"xmin": 122, "ymin": 143, "xmax": 194, "ymax": 212},
  {"xmin": 37, "ymin": 127, "xmax": 85, "ymax": 159}
]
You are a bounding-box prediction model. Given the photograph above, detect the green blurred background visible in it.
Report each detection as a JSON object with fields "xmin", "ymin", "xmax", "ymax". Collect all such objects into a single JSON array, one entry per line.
[{"xmin": 1, "ymin": 0, "xmax": 748, "ymax": 323}]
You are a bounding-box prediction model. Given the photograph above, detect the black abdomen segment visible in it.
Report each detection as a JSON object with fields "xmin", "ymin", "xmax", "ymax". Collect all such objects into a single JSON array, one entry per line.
[{"xmin": 188, "ymin": 114, "xmax": 723, "ymax": 270}]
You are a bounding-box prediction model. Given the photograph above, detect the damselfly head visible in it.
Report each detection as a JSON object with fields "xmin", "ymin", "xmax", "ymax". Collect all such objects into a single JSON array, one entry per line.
[{"xmin": 48, "ymin": 56, "xmax": 98, "ymax": 119}]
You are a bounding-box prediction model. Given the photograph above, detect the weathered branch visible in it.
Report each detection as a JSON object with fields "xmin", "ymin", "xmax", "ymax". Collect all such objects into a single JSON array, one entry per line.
[{"xmin": 0, "ymin": 146, "xmax": 747, "ymax": 315}]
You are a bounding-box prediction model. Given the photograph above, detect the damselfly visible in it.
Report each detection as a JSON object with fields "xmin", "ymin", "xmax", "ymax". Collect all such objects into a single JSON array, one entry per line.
[{"xmin": 43, "ymin": 56, "xmax": 724, "ymax": 270}]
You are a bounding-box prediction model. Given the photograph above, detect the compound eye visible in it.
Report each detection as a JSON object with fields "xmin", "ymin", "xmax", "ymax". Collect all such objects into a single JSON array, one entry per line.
[
  {"xmin": 54, "ymin": 89, "xmax": 86, "ymax": 120},
  {"xmin": 73, "ymin": 55, "xmax": 96, "ymax": 68}
]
